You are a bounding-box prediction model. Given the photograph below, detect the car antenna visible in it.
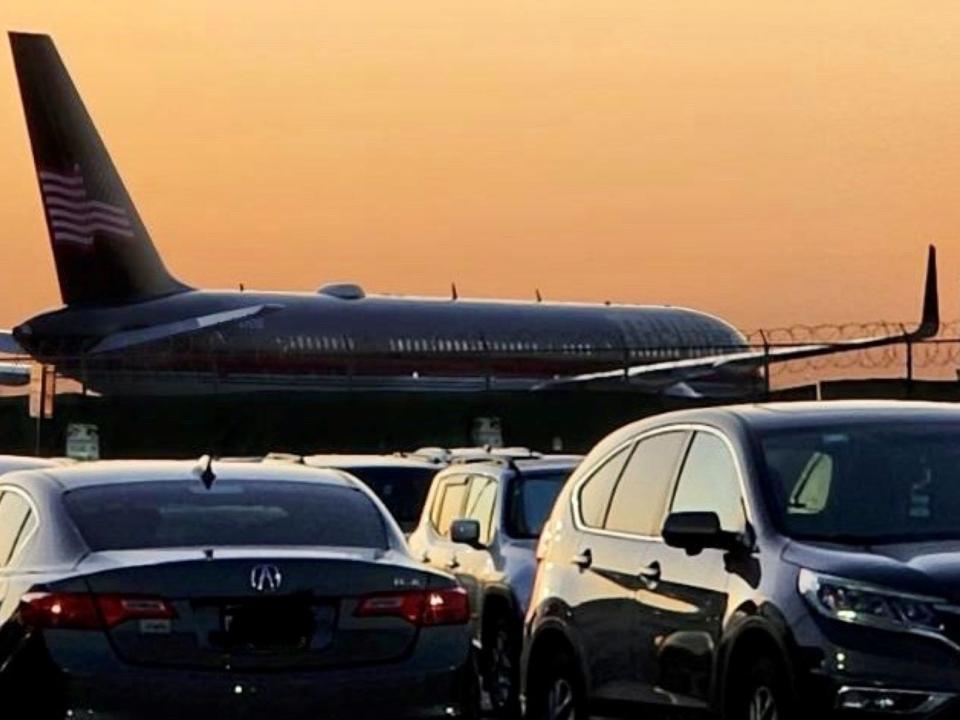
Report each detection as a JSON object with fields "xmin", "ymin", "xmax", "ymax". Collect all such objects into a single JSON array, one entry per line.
[
  {"xmin": 535, "ymin": 288, "xmax": 543, "ymax": 302},
  {"xmin": 195, "ymin": 454, "xmax": 216, "ymax": 489},
  {"xmin": 451, "ymin": 282, "xmax": 458, "ymax": 300}
]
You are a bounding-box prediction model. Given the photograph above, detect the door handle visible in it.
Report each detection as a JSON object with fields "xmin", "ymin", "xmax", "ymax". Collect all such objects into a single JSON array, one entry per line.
[
  {"xmin": 446, "ymin": 557, "xmax": 460, "ymax": 570},
  {"xmin": 638, "ymin": 561, "xmax": 661, "ymax": 588},
  {"xmin": 572, "ymin": 549, "xmax": 593, "ymax": 570}
]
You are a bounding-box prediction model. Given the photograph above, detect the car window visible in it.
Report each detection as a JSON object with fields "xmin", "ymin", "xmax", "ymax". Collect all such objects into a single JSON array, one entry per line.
[
  {"xmin": 506, "ymin": 471, "xmax": 571, "ymax": 538},
  {"xmin": 434, "ymin": 477, "xmax": 470, "ymax": 537},
  {"xmin": 64, "ymin": 481, "xmax": 389, "ymax": 550},
  {"xmin": 759, "ymin": 422, "xmax": 960, "ymax": 542},
  {"xmin": 670, "ymin": 432, "xmax": 745, "ymax": 532},
  {"xmin": 463, "ymin": 475, "xmax": 498, "ymax": 544},
  {"xmin": 0, "ymin": 491, "xmax": 33, "ymax": 566},
  {"xmin": 343, "ymin": 466, "xmax": 435, "ymax": 532},
  {"xmin": 605, "ymin": 431, "xmax": 688, "ymax": 536},
  {"xmin": 577, "ymin": 445, "xmax": 632, "ymax": 528}
]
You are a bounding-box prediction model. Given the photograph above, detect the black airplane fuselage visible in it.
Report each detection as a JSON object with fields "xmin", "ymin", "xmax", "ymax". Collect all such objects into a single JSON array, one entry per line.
[{"xmin": 14, "ymin": 288, "xmax": 755, "ymax": 395}]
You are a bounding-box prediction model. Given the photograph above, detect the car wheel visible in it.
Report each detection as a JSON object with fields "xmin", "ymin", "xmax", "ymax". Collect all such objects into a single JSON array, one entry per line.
[
  {"xmin": 527, "ymin": 649, "xmax": 586, "ymax": 720},
  {"xmin": 485, "ymin": 614, "xmax": 521, "ymax": 719},
  {"xmin": 727, "ymin": 656, "xmax": 793, "ymax": 720}
]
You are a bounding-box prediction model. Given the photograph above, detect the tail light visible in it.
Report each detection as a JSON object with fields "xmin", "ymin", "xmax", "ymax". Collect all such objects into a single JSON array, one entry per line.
[
  {"xmin": 355, "ymin": 587, "xmax": 469, "ymax": 626},
  {"xmin": 19, "ymin": 592, "xmax": 175, "ymax": 630}
]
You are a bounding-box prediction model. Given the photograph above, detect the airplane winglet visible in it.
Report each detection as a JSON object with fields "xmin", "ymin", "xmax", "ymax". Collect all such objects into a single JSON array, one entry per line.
[{"xmin": 918, "ymin": 244, "xmax": 939, "ymax": 337}]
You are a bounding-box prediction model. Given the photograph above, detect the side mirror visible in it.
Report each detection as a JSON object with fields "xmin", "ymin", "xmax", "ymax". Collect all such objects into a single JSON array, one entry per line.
[
  {"xmin": 662, "ymin": 511, "xmax": 741, "ymax": 555},
  {"xmin": 451, "ymin": 519, "xmax": 484, "ymax": 549}
]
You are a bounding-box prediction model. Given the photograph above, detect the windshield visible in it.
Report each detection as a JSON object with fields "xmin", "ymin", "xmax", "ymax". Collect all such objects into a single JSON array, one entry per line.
[
  {"xmin": 505, "ymin": 471, "xmax": 571, "ymax": 539},
  {"xmin": 64, "ymin": 481, "xmax": 388, "ymax": 550},
  {"xmin": 759, "ymin": 422, "xmax": 960, "ymax": 543},
  {"xmin": 341, "ymin": 467, "xmax": 435, "ymax": 532}
]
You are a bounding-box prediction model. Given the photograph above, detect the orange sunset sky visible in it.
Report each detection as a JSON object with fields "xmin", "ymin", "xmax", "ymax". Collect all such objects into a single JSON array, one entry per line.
[{"xmin": 0, "ymin": 1, "xmax": 958, "ymax": 332}]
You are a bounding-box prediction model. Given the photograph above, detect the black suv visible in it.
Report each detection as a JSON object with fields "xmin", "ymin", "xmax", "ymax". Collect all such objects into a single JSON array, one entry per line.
[{"xmin": 523, "ymin": 401, "xmax": 960, "ymax": 719}]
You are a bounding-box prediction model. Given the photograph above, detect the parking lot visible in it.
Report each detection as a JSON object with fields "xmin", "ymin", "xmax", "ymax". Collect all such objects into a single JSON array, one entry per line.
[{"xmin": 1, "ymin": 401, "xmax": 959, "ymax": 719}]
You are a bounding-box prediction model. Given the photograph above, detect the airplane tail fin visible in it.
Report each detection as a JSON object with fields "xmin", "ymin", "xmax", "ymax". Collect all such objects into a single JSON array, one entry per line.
[{"xmin": 9, "ymin": 32, "xmax": 189, "ymax": 305}]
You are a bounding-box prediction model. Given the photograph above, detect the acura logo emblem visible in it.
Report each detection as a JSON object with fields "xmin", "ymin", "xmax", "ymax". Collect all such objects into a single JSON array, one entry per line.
[{"xmin": 250, "ymin": 564, "xmax": 283, "ymax": 593}]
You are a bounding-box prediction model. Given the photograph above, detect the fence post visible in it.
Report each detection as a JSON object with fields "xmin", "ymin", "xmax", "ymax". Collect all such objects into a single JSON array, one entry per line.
[
  {"xmin": 759, "ymin": 330, "xmax": 771, "ymax": 398},
  {"xmin": 901, "ymin": 324, "xmax": 914, "ymax": 391}
]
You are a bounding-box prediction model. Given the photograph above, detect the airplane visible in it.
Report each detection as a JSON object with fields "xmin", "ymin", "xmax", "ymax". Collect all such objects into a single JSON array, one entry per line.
[{"xmin": 0, "ymin": 32, "xmax": 941, "ymax": 399}]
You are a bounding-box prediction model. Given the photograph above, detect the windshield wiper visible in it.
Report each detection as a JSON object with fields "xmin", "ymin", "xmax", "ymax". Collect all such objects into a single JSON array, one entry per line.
[{"xmin": 802, "ymin": 533, "xmax": 877, "ymax": 547}]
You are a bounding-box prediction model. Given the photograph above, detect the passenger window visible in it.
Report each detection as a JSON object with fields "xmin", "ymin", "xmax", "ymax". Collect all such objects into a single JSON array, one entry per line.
[
  {"xmin": 577, "ymin": 445, "xmax": 631, "ymax": 528},
  {"xmin": 605, "ymin": 431, "xmax": 688, "ymax": 536},
  {"xmin": 463, "ymin": 475, "xmax": 498, "ymax": 544},
  {"xmin": 0, "ymin": 491, "xmax": 32, "ymax": 566},
  {"xmin": 434, "ymin": 478, "xmax": 470, "ymax": 537},
  {"xmin": 671, "ymin": 432, "xmax": 746, "ymax": 532}
]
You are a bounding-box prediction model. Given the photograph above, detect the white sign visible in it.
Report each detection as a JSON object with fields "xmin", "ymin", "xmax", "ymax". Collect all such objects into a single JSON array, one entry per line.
[
  {"xmin": 66, "ymin": 423, "xmax": 100, "ymax": 461},
  {"xmin": 471, "ymin": 417, "xmax": 503, "ymax": 448}
]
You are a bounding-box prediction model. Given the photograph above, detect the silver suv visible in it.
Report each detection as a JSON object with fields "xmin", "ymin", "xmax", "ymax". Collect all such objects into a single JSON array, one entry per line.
[{"xmin": 408, "ymin": 452, "xmax": 581, "ymax": 719}]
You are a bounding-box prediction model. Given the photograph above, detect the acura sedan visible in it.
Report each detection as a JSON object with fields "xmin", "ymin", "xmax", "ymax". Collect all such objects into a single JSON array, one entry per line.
[{"xmin": 0, "ymin": 459, "xmax": 477, "ymax": 719}]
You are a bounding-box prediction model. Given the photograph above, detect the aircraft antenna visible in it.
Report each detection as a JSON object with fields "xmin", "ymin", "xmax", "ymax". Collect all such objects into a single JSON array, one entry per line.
[{"xmin": 194, "ymin": 454, "xmax": 217, "ymax": 489}]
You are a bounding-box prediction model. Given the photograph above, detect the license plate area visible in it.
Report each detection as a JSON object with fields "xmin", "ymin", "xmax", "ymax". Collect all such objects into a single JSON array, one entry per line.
[{"xmin": 207, "ymin": 599, "xmax": 335, "ymax": 654}]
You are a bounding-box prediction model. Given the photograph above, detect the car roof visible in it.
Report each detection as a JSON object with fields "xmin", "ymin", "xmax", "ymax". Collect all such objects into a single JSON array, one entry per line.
[
  {"xmin": 0, "ymin": 455, "xmax": 67, "ymax": 475},
  {"xmin": 620, "ymin": 400, "xmax": 960, "ymax": 437},
  {"xmin": 2, "ymin": 459, "xmax": 359, "ymax": 491},
  {"xmin": 720, "ymin": 400, "xmax": 960, "ymax": 430},
  {"xmin": 442, "ymin": 455, "xmax": 583, "ymax": 477}
]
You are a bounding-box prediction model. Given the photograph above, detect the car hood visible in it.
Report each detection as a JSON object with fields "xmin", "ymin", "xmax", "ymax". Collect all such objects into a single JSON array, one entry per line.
[{"xmin": 783, "ymin": 539, "xmax": 960, "ymax": 602}]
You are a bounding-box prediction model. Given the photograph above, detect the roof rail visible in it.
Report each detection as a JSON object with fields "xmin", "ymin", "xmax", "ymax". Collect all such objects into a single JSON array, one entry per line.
[
  {"xmin": 262, "ymin": 452, "xmax": 304, "ymax": 464},
  {"xmin": 450, "ymin": 455, "xmax": 521, "ymax": 472}
]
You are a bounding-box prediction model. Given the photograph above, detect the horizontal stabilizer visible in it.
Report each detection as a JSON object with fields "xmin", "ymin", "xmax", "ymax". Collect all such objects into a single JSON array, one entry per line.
[{"xmin": 88, "ymin": 304, "xmax": 283, "ymax": 354}]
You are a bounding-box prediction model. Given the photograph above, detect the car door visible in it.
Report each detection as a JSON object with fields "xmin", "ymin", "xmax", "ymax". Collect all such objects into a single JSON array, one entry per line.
[
  {"xmin": 642, "ymin": 429, "xmax": 747, "ymax": 711},
  {"xmin": 594, "ymin": 429, "xmax": 690, "ymax": 711},
  {"xmin": 419, "ymin": 473, "xmax": 472, "ymax": 576},
  {"xmin": 561, "ymin": 442, "xmax": 656, "ymax": 712},
  {"xmin": 0, "ymin": 489, "xmax": 36, "ymax": 659},
  {"xmin": 450, "ymin": 473, "xmax": 500, "ymax": 628}
]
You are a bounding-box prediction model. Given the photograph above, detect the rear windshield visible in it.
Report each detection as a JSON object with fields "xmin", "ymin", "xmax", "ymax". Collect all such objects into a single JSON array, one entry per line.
[
  {"xmin": 64, "ymin": 481, "xmax": 388, "ymax": 551},
  {"xmin": 505, "ymin": 471, "xmax": 571, "ymax": 538},
  {"xmin": 337, "ymin": 467, "xmax": 435, "ymax": 532}
]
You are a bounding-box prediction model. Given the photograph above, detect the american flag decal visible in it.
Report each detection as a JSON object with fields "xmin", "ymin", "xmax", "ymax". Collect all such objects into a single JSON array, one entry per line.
[{"xmin": 38, "ymin": 166, "xmax": 134, "ymax": 247}]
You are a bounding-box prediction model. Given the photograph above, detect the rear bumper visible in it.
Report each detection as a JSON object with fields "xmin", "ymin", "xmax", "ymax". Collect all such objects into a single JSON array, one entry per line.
[
  {"xmin": 40, "ymin": 627, "xmax": 475, "ymax": 720},
  {"xmin": 63, "ymin": 663, "xmax": 471, "ymax": 719}
]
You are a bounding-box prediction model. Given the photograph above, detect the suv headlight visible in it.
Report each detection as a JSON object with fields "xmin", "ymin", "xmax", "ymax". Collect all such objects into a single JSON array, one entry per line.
[{"xmin": 798, "ymin": 569, "xmax": 945, "ymax": 634}]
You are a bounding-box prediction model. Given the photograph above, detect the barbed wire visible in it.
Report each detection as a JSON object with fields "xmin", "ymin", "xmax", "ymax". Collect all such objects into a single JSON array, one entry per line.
[{"xmin": 743, "ymin": 321, "xmax": 960, "ymax": 373}]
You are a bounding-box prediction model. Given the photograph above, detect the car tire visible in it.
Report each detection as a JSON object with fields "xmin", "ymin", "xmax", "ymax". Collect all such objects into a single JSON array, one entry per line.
[
  {"xmin": 485, "ymin": 613, "xmax": 521, "ymax": 719},
  {"xmin": 726, "ymin": 656, "xmax": 794, "ymax": 720},
  {"xmin": 526, "ymin": 648, "xmax": 586, "ymax": 720},
  {"xmin": 458, "ymin": 645, "xmax": 483, "ymax": 720},
  {"xmin": 0, "ymin": 640, "xmax": 67, "ymax": 720}
]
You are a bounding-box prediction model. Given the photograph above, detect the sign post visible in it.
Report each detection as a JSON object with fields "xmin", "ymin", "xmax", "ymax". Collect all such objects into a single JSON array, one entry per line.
[{"xmin": 28, "ymin": 363, "xmax": 56, "ymax": 455}]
